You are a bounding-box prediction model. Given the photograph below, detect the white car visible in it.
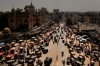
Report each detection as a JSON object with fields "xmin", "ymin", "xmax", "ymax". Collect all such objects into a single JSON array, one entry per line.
[
  {"xmin": 79, "ymin": 38, "xmax": 87, "ymax": 43},
  {"xmin": 75, "ymin": 35, "xmax": 81, "ymax": 39},
  {"xmin": 77, "ymin": 36, "xmax": 82, "ymax": 40}
]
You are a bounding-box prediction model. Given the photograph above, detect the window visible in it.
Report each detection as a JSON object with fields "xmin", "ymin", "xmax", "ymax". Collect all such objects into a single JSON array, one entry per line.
[
  {"xmin": 12, "ymin": 26, "xmax": 13, "ymax": 29},
  {"xmin": 20, "ymin": 19, "xmax": 22, "ymax": 22},
  {"xmin": 25, "ymin": 19, "xmax": 27, "ymax": 22},
  {"xmin": 10, "ymin": 19, "xmax": 13, "ymax": 22}
]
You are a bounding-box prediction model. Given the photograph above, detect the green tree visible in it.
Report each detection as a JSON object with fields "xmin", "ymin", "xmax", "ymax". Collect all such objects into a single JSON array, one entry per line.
[
  {"xmin": 17, "ymin": 22, "xmax": 28, "ymax": 31},
  {"xmin": 3, "ymin": 27, "xmax": 11, "ymax": 35},
  {"xmin": 0, "ymin": 12, "xmax": 8, "ymax": 30},
  {"xmin": 66, "ymin": 17, "xmax": 73, "ymax": 25},
  {"xmin": 24, "ymin": 5, "xmax": 29, "ymax": 10},
  {"xmin": 16, "ymin": 8, "xmax": 23, "ymax": 13},
  {"xmin": 38, "ymin": 7, "xmax": 49, "ymax": 15}
]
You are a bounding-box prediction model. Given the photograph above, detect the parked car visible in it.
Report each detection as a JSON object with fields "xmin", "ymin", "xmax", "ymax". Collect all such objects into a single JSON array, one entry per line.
[
  {"xmin": 42, "ymin": 48, "xmax": 48, "ymax": 54},
  {"xmin": 35, "ymin": 49, "xmax": 39, "ymax": 55},
  {"xmin": 44, "ymin": 57, "xmax": 52, "ymax": 66},
  {"xmin": 45, "ymin": 42, "xmax": 49, "ymax": 46}
]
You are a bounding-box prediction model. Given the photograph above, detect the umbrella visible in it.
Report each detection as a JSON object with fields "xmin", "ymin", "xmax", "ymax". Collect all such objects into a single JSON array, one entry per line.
[
  {"xmin": 6, "ymin": 54, "xmax": 13, "ymax": 59},
  {"xmin": 0, "ymin": 42, "xmax": 5, "ymax": 47},
  {"xmin": 30, "ymin": 41, "xmax": 35, "ymax": 45},
  {"xmin": 0, "ymin": 52, "xmax": 3, "ymax": 55},
  {"xmin": 40, "ymin": 40, "xmax": 44, "ymax": 43},
  {"xmin": 19, "ymin": 40, "xmax": 23, "ymax": 42},
  {"xmin": 11, "ymin": 42, "xmax": 15, "ymax": 44},
  {"xmin": 14, "ymin": 52, "xmax": 18, "ymax": 55},
  {"xmin": 21, "ymin": 43, "xmax": 25, "ymax": 46},
  {"xmin": 46, "ymin": 32, "xmax": 50, "ymax": 38},
  {"xmin": 0, "ymin": 42, "xmax": 5, "ymax": 45}
]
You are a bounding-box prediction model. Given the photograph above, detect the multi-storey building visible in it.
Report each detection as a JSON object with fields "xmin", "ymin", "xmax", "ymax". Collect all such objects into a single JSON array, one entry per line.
[
  {"xmin": 8, "ymin": 2, "xmax": 44, "ymax": 30},
  {"xmin": 77, "ymin": 14, "xmax": 82, "ymax": 22},
  {"xmin": 84, "ymin": 16, "xmax": 90, "ymax": 23}
]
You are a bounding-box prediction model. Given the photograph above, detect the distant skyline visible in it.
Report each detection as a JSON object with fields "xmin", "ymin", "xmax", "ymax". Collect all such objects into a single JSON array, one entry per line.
[{"xmin": 0, "ymin": 0, "xmax": 100, "ymax": 12}]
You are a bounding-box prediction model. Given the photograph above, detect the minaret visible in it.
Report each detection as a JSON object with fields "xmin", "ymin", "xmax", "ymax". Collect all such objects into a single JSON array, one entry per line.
[
  {"xmin": 31, "ymin": 0, "xmax": 33, "ymax": 6},
  {"xmin": 29, "ymin": 0, "xmax": 35, "ymax": 10},
  {"xmin": 11, "ymin": 6, "xmax": 15, "ymax": 12},
  {"xmin": 36, "ymin": 9, "xmax": 37, "ymax": 12}
]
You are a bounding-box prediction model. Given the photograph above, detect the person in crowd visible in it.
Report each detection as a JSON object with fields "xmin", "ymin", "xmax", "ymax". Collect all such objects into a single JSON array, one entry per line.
[
  {"xmin": 62, "ymin": 59, "xmax": 65, "ymax": 66},
  {"xmin": 27, "ymin": 46, "xmax": 30, "ymax": 55}
]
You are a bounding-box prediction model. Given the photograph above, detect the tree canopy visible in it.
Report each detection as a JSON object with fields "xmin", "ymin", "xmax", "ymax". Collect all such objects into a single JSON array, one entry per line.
[
  {"xmin": 17, "ymin": 22, "xmax": 28, "ymax": 32},
  {"xmin": 0, "ymin": 12, "xmax": 8, "ymax": 30},
  {"xmin": 66, "ymin": 17, "xmax": 73, "ymax": 25},
  {"xmin": 38, "ymin": 7, "xmax": 49, "ymax": 15}
]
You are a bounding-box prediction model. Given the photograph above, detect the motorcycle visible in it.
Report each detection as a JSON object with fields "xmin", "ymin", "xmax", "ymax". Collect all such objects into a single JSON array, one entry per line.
[
  {"xmin": 61, "ymin": 51, "xmax": 64, "ymax": 57},
  {"xmin": 62, "ymin": 59, "xmax": 65, "ymax": 66}
]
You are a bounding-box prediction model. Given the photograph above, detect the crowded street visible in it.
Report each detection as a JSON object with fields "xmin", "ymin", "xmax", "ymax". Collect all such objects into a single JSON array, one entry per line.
[
  {"xmin": 0, "ymin": 20, "xmax": 100, "ymax": 66},
  {"xmin": 0, "ymin": 0, "xmax": 100, "ymax": 66}
]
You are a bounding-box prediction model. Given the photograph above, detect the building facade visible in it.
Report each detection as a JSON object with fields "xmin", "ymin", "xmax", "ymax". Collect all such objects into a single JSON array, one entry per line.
[
  {"xmin": 84, "ymin": 16, "xmax": 90, "ymax": 23},
  {"xmin": 77, "ymin": 14, "xmax": 82, "ymax": 22},
  {"xmin": 8, "ymin": 2, "xmax": 44, "ymax": 30},
  {"xmin": 53, "ymin": 9, "xmax": 60, "ymax": 22}
]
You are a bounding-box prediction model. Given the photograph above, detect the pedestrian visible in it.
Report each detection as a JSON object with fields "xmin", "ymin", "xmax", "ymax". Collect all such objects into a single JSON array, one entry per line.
[
  {"xmin": 87, "ymin": 64, "xmax": 89, "ymax": 66},
  {"xmin": 27, "ymin": 46, "xmax": 29, "ymax": 55}
]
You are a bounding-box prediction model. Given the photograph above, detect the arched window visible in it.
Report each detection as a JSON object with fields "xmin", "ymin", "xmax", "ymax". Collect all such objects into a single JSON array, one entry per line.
[
  {"xmin": 10, "ymin": 19, "xmax": 13, "ymax": 22},
  {"xmin": 25, "ymin": 19, "xmax": 27, "ymax": 22}
]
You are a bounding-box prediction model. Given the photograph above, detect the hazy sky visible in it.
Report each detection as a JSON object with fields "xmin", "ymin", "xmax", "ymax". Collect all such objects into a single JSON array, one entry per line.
[{"xmin": 0, "ymin": 0, "xmax": 100, "ymax": 12}]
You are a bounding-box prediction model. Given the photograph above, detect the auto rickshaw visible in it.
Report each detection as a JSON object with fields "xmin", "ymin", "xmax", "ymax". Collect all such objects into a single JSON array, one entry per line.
[
  {"xmin": 33, "ymin": 38, "xmax": 39, "ymax": 45},
  {"xmin": 66, "ymin": 57, "xmax": 70, "ymax": 65},
  {"xmin": 45, "ymin": 42, "xmax": 49, "ymax": 46},
  {"xmin": 30, "ymin": 41, "xmax": 35, "ymax": 47},
  {"xmin": 93, "ymin": 51, "xmax": 99, "ymax": 61},
  {"xmin": 10, "ymin": 47, "xmax": 16, "ymax": 54},
  {"xmin": 67, "ymin": 44, "xmax": 71, "ymax": 48},
  {"xmin": 31, "ymin": 37, "xmax": 36, "ymax": 41},
  {"xmin": 27, "ymin": 59, "xmax": 34, "ymax": 66},
  {"xmin": 6, "ymin": 60, "xmax": 15, "ymax": 66},
  {"xmin": 11, "ymin": 62, "xmax": 18, "ymax": 66},
  {"xmin": 14, "ymin": 51, "xmax": 18, "ymax": 60},
  {"xmin": 44, "ymin": 57, "xmax": 52, "ymax": 66},
  {"xmin": 35, "ymin": 49, "xmax": 39, "ymax": 55},
  {"xmin": 11, "ymin": 42, "xmax": 16, "ymax": 47},
  {"xmin": 6, "ymin": 54, "xmax": 13, "ymax": 60},
  {"xmin": 70, "ymin": 51, "xmax": 75, "ymax": 57},
  {"xmin": 69, "ymin": 48, "xmax": 73, "ymax": 53},
  {"xmin": 19, "ymin": 40, "xmax": 23, "ymax": 44},
  {"xmin": 31, "ymin": 56, "xmax": 36, "ymax": 62},
  {"xmin": 19, "ymin": 47, "xmax": 25, "ymax": 53},
  {"xmin": 76, "ymin": 47, "xmax": 81, "ymax": 53},
  {"xmin": 62, "ymin": 39, "xmax": 65, "ymax": 43},
  {"xmin": 18, "ymin": 59, "xmax": 24, "ymax": 66},
  {"xmin": 36, "ymin": 59, "xmax": 43, "ymax": 66},
  {"xmin": 70, "ymin": 57, "xmax": 77, "ymax": 66},
  {"xmin": 40, "ymin": 45, "xmax": 45, "ymax": 49},
  {"xmin": 25, "ymin": 55, "xmax": 31, "ymax": 63},
  {"xmin": 41, "ymin": 46, "xmax": 45, "ymax": 51},
  {"xmin": 42, "ymin": 48, "xmax": 48, "ymax": 54},
  {"xmin": 0, "ymin": 51, "xmax": 4, "ymax": 60},
  {"xmin": 75, "ymin": 60, "xmax": 83, "ymax": 66},
  {"xmin": 37, "ymin": 51, "xmax": 42, "ymax": 58},
  {"xmin": 90, "ymin": 60, "xmax": 95, "ymax": 66},
  {"xmin": 77, "ymin": 55, "xmax": 85, "ymax": 64},
  {"xmin": 19, "ymin": 53, "xmax": 24, "ymax": 59},
  {"xmin": 37, "ymin": 46, "xmax": 41, "ymax": 51},
  {"xmin": 6, "ymin": 44, "xmax": 11, "ymax": 50},
  {"xmin": 20, "ymin": 42, "xmax": 26, "ymax": 47}
]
